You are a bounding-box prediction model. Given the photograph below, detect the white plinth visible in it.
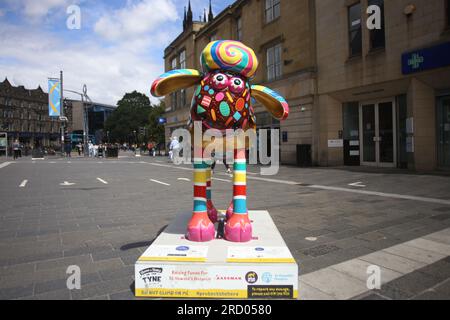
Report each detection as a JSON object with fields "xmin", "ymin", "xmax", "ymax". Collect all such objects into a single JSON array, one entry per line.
[{"xmin": 135, "ymin": 210, "xmax": 298, "ymax": 299}]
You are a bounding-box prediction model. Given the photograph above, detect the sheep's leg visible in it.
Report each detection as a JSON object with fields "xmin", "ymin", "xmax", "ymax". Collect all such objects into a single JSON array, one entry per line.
[
  {"xmin": 225, "ymin": 148, "xmax": 252, "ymax": 242},
  {"xmin": 206, "ymin": 165, "xmax": 218, "ymax": 223},
  {"xmin": 187, "ymin": 151, "xmax": 215, "ymax": 242}
]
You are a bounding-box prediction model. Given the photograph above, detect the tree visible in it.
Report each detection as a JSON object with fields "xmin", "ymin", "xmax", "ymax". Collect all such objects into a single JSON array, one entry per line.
[
  {"xmin": 105, "ymin": 91, "xmax": 152, "ymax": 144},
  {"xmin": 147, "ymin": 100, "xmax": 166, "ymax": 146}
]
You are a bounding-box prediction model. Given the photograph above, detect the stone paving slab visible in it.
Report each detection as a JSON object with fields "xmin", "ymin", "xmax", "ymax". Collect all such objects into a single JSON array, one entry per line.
[{"xmin": 1, "ymin": 157, "xmax": 450, "ymax": 299}]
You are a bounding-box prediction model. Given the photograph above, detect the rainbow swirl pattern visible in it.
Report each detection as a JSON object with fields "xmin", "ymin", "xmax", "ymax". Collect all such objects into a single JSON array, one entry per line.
[
  {"xmin": 201, "ymin": 40, "xmax": 258, "ymax": 79},
  {"xmin": 151, "ymin": 69, "xmax": 201, "ymax": 97}
]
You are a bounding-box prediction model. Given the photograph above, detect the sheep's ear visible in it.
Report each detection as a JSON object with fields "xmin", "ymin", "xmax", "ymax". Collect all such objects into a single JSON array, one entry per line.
[
  {"xmin": 251, "ymin": 85, "xmax": 289, "ymax": 120},
  {"xmin": 151, "ymin": 69, "xmax": 202, "ymax": 97}
]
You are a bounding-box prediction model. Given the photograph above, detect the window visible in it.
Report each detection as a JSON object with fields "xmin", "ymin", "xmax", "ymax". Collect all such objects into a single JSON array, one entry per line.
[
  {"xmin": 236, "ymin": 17, "xmax": 242, "ymax": 41},
  {"xmin": 180, "ymin": 89, "xmax": 186, "ymax": 108},
  {"xmin": 368, "ymin": 0, "xmax": 385, "ymax": 50},
  {"xmin": 171, "ymin": 57, "xmax": 177, "ymax": 70},
  {"xmin": 267, "ymin": 43, "xmax": 282, "ymax": 81},
  {"xmin": 171, "ymin": 91, "xmax": 178, "ymax": 110},
  {"xmin": 209, "ymin": 34, "xmax": 218, "ymax": 42},
  {"xmin": 179, "ymin": 50, "xmax": 186, "ymax": 69},
  {"xmin": 265, "ymin": 0, "xmax": 280, "ymax": 23},
  {"xmin": 348, "ymin": 2, "xmax": 362, "ymax": 57},
  {"xmin": 447, "ymin": 0, "xmax": 450, "ymax": 28}
]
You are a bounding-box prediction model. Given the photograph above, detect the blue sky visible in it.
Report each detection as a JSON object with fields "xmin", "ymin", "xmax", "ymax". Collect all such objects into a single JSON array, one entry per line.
[{"xmin": 0, "ymin": 0, "xmax": 234, "ymax": 105}]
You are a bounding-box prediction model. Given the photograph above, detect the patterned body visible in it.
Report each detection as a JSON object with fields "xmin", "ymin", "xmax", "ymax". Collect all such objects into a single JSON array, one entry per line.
[{"xmin": 189, "ymin": 71, "xmax": 256, "ymax": 132}]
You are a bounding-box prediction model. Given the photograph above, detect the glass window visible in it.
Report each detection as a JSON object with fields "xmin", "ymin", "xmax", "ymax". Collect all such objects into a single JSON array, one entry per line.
[
  {"xmin": 368, "ymin": 0, "xmax": 385, "ymax": 50},
  {"xmin": 171, "ymin": 57, "xmax": 177, "ymax": 70},
  {"xmin": 267, "ymin": 43, "xmax": 282, "ymax": 81},
  {"xmin": 179, "ymin": 50, "xmax": 186, "ymax": 69},
  {"xmin": 180, "ymin": 89, "xmax": 186, "ymax": 108},
  {"xmin": 348, "ymin": 3, "xmax": 362, "ymax": 57},
  {"xmin": 265, "ymin": 0, "xmax": 280, "ymax": 24},
  {"xmin": 209, "ymin": 34, "xmax": 218, "ymax": 42},
  {"xmin": 236, "ymin": 17, "xmax": 242, "ymax": 41},
  {"xmin": 447, "ymin": 0, "xmax": 450, "ymax": 28}
]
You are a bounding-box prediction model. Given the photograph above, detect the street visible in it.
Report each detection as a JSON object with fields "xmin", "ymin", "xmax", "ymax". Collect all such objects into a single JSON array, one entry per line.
[{"xmin": 1, "ymin": 153, "xmax": 450, "ymax": 300}]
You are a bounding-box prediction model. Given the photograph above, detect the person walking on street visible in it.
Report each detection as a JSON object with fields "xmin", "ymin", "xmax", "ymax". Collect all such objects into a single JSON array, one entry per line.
[
  {"xmin": 12, "ymin": 139, "xmax": 20, "ymax": 160},
  {"xmin": 65, "ymin": 142, "xmax": 71, "ymax": 158},
  {"xmin": 211, "ymin": 151, "xmax": 232, "ymax": 176},
  {"xmin": 169, "ymin": 136, "xmax": 180, "ymax": 162}
]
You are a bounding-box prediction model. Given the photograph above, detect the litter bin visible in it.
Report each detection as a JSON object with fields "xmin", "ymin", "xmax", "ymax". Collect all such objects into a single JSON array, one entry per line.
[
  {"xmin": 296, "ymin": 144, "xmax": 312, "ymax": 167},
  {"xmin": 106, "ymin": 146, "xmax": 119, "ymax": 158}
]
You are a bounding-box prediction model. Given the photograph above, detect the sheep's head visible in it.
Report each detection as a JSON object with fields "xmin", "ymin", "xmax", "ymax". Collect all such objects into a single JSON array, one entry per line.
[{"xmin": 151, "ymin": 40, "xmax": 289, "ymax": 132}]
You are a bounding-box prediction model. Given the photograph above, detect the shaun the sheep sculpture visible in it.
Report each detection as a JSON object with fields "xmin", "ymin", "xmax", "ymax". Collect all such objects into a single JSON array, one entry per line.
[{"xmin": 151, "ymin": 40, "xmax": 289, "ymax": 243}]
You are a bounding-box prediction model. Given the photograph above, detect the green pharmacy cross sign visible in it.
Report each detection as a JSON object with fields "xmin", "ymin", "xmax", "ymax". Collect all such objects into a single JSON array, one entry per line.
[
  {"xmin": 408, "ymin": 53, "xmax": 424, "ymax": 70},
  {"xmin": 402, "ymin": 42, "xmax": 450, "ymax": 74}
]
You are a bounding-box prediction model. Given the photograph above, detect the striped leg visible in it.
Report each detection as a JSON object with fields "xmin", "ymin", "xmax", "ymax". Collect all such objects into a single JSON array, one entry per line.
[
  {"xmin": 206, "ymin": 167, "xmax": 218, "ymax": 223},
  {"xmin": 225, "ymin": 148, "xmax": 252, "ymax": 242},
  {"xmin": 187, "ymin": 154, "xmax": 215, "ymax": 242}
]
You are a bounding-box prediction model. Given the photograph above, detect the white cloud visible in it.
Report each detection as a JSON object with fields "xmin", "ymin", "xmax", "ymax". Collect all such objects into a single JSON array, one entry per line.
[
  {"xmin": 22, "ymin": 0, "xmax": 69, "ymax": 18},
  {"xmin": 94, "ymin": 0, "xmax": 178, "ymax": 42},
  {"xmin": 0, "ymin": 22, "xmax": 165, "ymax": 105}
]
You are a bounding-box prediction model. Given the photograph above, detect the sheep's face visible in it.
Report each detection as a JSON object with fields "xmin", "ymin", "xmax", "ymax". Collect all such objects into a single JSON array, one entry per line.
[{"xmin": 190, "ymin": 70, "xmax": 255, "ymax": 131}]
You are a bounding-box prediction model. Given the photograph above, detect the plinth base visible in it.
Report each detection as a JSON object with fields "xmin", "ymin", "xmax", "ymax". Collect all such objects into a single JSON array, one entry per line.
[{"xmin": 135, "ymin": 210, "xmax": 298, "ymax": 299}]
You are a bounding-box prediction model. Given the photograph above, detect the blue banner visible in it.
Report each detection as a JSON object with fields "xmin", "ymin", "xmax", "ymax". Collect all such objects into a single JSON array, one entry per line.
[
  {"xmin": 402, "ymin": 42, "xmax": 450, "ymax": 75},
  {"xmin": 48, "ymin": 79, "xmax": 61, "ymax": 117}
]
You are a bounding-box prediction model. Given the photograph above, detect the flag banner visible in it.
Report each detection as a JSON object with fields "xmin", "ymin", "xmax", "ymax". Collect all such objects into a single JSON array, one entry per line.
[{"xmin": 48, "ymin": 78, "xmax": 61, "ymax": 116}]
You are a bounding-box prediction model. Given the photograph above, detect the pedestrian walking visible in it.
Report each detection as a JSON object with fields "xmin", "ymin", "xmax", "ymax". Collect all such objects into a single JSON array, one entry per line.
[
  {"xmin": 211, "ymin": 151, "xmax": 232, "ymax": 176},
  {"xmin": 169, "ymin": 136, "xmax": 180, "ymax": 162},
  {"xmin": 12, "ymin": 139, "xmax": 20, "ymax": 160},
  {"xmin": 88, "ymin": 141, "xmax": 94, "ymax": 157},
  {"xmin": 65, "ymin": 142, "xmax": 71, "ymax": 158}
]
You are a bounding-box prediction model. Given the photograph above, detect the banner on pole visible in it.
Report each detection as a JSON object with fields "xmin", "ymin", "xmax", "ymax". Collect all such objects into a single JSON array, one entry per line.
[{"xmin": 48, "ymin": 78, "xmax": 61, "ymax": 117}]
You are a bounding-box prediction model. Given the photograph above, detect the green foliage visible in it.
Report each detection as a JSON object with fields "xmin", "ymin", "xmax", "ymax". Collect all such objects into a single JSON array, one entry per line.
[
  {"xmin": 147, "ymin": 100, "xmax": 166, "ymax": 145},
  {"xmin": 104, "ymin": 91, "xmax": 166, "ymax": 145}
]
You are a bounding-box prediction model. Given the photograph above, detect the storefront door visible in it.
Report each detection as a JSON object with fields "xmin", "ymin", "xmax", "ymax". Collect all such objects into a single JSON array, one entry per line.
[
  {"xmin": 437, "ymin": 95, "xmax": 450, "ymax": 168},
  {"xmin": 359, "ymin": 99, "xmax": 396, "ymax": 167}
]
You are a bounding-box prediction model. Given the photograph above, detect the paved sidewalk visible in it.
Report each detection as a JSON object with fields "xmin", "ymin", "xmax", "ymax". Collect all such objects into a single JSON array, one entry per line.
[{"xmin": 0, "ymin": 156, "xmax": 449, "ymax": 299}]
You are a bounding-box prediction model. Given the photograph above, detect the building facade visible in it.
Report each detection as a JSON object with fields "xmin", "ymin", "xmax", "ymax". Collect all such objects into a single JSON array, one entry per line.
[
  {"xmin": 162, "ymin": 0, "xmax": 450, "ymax": 171},
  {"xmin": 316, "ymin": 0, "xmax": 450, "ymax": 171},
  {"xmin": 67, "ymin": 99, "xmax": 116, "ymax": 146},
  {"xmin": 162, "ymin": 0, "xmax": 317, "ymax": 164},
  {"xmin": 0, "ymin": 78, "xmax": 64, "ymax": 150}
]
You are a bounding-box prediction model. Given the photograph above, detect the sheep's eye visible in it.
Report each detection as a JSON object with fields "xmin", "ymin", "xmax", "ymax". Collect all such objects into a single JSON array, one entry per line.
[
  {"xmin": 212, "ymin": 73, "xmax": 228, "ymax": 90},
  {"xmin": 229, "ymin": 77, "xmax": 245, "ymax": 94}
]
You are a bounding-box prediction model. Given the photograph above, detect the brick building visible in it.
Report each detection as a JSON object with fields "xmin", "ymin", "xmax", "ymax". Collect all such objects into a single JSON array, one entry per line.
[
  {"xmin": 162, "ymin": 0, "xmax": 317, "ymax": 164},
  {"xmin": 162, "ymin": 0, "xmax": 450, "ymax": 170},
  {"xmin": 0, "ymin": 78, "xmax": 66, "ymax": 151}
]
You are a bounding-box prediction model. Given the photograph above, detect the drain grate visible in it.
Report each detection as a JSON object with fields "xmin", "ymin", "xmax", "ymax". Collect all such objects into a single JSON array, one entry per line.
[{"xmin": 302, "ymin": 244, "xmax": 340, "ymax": 257}]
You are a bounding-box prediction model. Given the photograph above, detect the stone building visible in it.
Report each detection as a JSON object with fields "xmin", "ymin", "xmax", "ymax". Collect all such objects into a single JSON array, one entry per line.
[
  {"xmin": 162, "ymin": 0, "xmax": 317, "ymax": 164},
  {"xmin": 162, "ymin": 0, "xmax": 450, "ymax": 170},
  {"xmin": 316, "ymin": 0, "xmax": 450, "ymax": 170},
  {"xmin": 0, "ymin": 78, "xmax": 65, "ymax": 150}
]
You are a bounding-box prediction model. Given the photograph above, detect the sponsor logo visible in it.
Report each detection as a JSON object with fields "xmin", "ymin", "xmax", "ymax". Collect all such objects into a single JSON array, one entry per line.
[
  {"xmin": 262, "ymin": 272, "xmax": 272, "ymax": 284},
  {"xmin": 140, "ymin": 267, "xmax": 163, "ymax": 284},
  {"xmin": 176, "ymin": 246, "xmax": 190, "ymax": 251},
  {"xmin": 255, "ymin": 247, "xmax": 265, "ymax": 252},
  {"xmin": 245, "ymin": 271, "xmax": 258, "ymax": 284},
  {"xmin": 215, "ymin": 275, "xmax": 242, "ymax": 281}
]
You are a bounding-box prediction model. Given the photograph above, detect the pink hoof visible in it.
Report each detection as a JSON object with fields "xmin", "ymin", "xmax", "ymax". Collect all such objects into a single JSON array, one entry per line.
[
  {"xmin": 207, "ymin": 201, "xmax": 218, "ymax": 223},
  {"xmin": 187, "ymin": 212, "xmax": 215, "ymax": 242},
  {"xmin": 225, "ymin": 214, "xmax": 252, "ymax": 242}
]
